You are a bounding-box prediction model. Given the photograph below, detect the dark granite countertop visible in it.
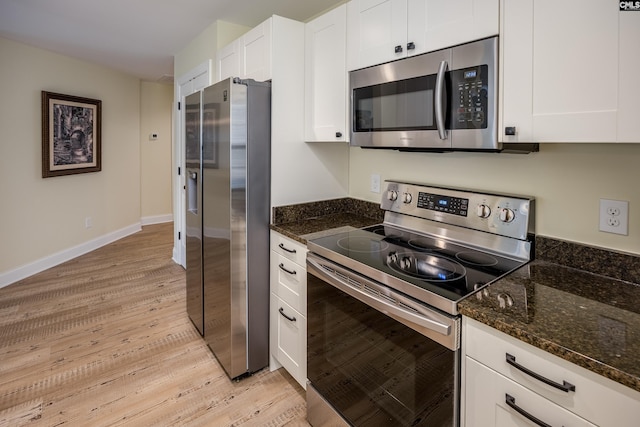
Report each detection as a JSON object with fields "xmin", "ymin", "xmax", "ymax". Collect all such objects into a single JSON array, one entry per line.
[
  {"xmin": 270, "ymin": 198, "xmax": 383, "ymax": 245},
  {"xmin": 460, "ymin": 236, "xmax": 640, "ymax": 393},
  {"xmin": 271, "ymin": 199, "xmax": 640, "ymax": 394}
]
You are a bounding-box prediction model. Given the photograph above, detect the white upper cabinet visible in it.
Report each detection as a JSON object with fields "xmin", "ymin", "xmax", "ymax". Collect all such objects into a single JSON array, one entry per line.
[
  {"xmin": 240, "ymin": 19, "xmax": 272, "ymax": 81},
  {"xmin": 347, "ymin": 0, "xmax": 407, "ymax": 71},
  {"xmin": 305, "ymin": 4, "xmax": 348, "ymax": 142},
  {"xmin": 617, "ymin": 10, "xmax": 640, "ymax": 142},
  {"xmin": 216, "ymin": 40, "xmax": 241, "ymax": 82},
  {"xmin": 410, "ymin": 0, "xmax": 498, "ymax": 54},
  {"xmin": 216, "ymin": 18, "xmax": 272, "ymax": 82},
  {"xmin": 347, "ymin": 0, "xmax": 498, "ymax": 71},
  {"xmin": 500, "ymin": 0, "xmax": 640, "ymax": 143}
]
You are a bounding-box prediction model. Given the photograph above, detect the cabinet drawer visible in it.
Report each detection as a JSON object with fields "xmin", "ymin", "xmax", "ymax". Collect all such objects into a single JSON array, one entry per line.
[
  {"xmin": 270, "ymin": 231, "xmax": 307, "ymax": 266},
  {"xmin": 270, "ymin": 293, "xmax": 307, "ymax": 389},
  {"xmin": 464, "ymin": 317, "xmax": 640, "ymax": 426},
  {"xmin": 270, "ymin": 252, "xmax": 307, "ymax": 315},
  {"xmin": 465, "ymin": 357, "xmax": 595, "ymax": 427}
]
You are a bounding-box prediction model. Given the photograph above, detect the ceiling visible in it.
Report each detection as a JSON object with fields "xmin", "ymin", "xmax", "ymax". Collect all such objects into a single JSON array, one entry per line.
[{"xmin": 0, "ymin": 0, "xmax": 345, "ymax": 83}]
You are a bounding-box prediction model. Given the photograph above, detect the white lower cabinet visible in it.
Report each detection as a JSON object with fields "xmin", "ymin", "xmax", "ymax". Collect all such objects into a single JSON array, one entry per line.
[
  {"xmin": 270, "ymin": 294, "xmax": 307, "ymax": 389},
  {"xmin": 463, "ymin": 317, "xmax": 640, "ymax": 427},
  {"xmin": 465, "ymin": 358, "xmax": 595, "ymax": 427},
  {"xmin": 269, "ymin": 231, "xmax": 307, "ymax": 389}
]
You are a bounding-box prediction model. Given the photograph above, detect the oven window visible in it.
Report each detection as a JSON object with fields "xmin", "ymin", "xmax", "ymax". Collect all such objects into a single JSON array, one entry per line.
[
  {"xmin": 307, "ymin": 273, "xmax": 458, "ymax": 426},
  {"xmin": 353, "ymin": 75, "xmax": 437, "ymax": 132}
]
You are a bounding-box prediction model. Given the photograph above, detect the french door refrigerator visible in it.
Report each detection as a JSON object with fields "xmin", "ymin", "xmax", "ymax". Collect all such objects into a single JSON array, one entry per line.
[{"xmin": 185, "ymin": 78, "xmax": 271, "ymax": 380}]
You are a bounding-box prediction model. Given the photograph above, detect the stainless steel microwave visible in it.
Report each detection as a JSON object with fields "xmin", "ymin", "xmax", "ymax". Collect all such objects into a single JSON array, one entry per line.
[{"xmin": 349, "ymin": 37, "xmax": 502, "ymax": 152}]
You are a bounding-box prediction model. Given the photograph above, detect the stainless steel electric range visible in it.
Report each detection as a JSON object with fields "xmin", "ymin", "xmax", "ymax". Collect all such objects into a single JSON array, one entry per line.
[{"xmin": 306, "ymin": 180, "xmax": 535, "ymax": 427}]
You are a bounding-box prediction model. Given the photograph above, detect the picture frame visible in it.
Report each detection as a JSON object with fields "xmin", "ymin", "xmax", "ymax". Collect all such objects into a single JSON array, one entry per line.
[{"xmin": 42, "ymin": 91, "xmax": 102, "ymax": 178}]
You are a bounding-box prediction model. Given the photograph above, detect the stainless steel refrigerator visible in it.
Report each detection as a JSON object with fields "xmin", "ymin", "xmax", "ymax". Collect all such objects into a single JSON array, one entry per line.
[{"xmin": 185, "ymin": 78, "xmax": 271, "ymax": 380}]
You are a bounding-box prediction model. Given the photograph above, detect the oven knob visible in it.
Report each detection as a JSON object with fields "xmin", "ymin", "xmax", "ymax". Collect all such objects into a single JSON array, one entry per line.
[
  {"xmin": 497, "ymin": 293, "xmax": 514, "ymax": 309},
  {"xmin": 476, "ymin": 204, "xmax": 491, "ymax": 218},
  {"xmin": 400, "ymin": 256, "xmax": 412, "ymax": 270},
  {"xmin": 402, "ymin": 192, "xmax": 413, "ymax": 204},
  {"xmin": 499, "ymin": 208, "xmax": 515, "ymax": 223},
  {"xmin": 387, "ymin": 190, "xmax": 398, "ymax": 201}
]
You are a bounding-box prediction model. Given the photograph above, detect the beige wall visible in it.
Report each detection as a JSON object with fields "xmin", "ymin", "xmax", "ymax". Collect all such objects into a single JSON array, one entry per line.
[
  {"xmin": 0, "ymin": 37, "xmax": 141, "ymax": 277},
  {"xmin": 140, "ymin": 82, "xmax": 173, "ymax": 220},
  {"xmin": 349, "ymin": 143, "xmax": 640, "ymax": 255},
  {"xmin": 174, "ymin": 20, "xmax": 249, "ymax": 80}
]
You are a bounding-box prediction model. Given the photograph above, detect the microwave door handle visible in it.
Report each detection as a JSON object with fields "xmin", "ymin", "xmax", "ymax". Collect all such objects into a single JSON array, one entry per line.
[{"xmin": 435, "ymin": 60, "xmax": 448, "ymax": 140}]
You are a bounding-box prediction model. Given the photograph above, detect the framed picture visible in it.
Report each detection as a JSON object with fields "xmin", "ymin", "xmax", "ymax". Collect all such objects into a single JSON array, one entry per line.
[{"xmin": 42, "ymin": 91, "xmax": 102, "ymax": 178}]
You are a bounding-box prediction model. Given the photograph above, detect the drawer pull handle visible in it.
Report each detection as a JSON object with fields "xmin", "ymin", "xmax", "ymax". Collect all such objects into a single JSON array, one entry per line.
[
  {"xmin": 278, "ymin": 263, "xmax": 297, "ymax": 275},
  {"xmin": 278, "ymin": 243, "xmax": 297, "ymax": 254},
  {"xmin": 279, "ymin": 307, "xmax": 296, "ymax": 322},
  {"xmin": 505, "ymin": 394, "xmax": 551, "ymax": 427},
  {"xmin": 506, "ymin": 353, "xmax": 576, "ymax": 393}
]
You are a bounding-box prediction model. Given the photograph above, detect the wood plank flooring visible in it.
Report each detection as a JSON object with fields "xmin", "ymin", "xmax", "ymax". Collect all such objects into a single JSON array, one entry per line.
[{"xmin": 0, "ymin": 223, "xmax": 309, "ymax": 426}]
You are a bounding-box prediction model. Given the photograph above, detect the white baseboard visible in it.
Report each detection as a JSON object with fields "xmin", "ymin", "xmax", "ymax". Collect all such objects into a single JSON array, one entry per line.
[
  {"xmin": 0, "ymin": 222, "xmax": 142, "ymax": 289},
  {"xmin": 141, "ymin": 214, "xmax": 173, "ymax": 225}
]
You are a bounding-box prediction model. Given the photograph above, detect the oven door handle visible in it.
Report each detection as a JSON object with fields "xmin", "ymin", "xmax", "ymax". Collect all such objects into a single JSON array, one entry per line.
[{"xmin": 307, "ymin": 255, "xmax": 452, "ymax": 338}]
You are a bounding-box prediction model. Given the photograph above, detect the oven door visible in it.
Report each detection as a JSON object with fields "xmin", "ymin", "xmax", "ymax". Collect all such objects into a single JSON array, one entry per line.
[{"xmin": 306, "ymin": 253, "xmax": 461, "ymax": 427}]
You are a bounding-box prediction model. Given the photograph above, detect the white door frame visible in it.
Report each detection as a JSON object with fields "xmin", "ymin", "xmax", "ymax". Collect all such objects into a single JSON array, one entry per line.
[{"xmin": 172, "ymin": 60, "xmax": 213, "ymax": 267}]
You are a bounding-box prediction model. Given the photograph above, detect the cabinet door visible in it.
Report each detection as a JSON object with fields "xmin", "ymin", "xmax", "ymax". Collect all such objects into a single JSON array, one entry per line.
[
  {"xmin": 499, "ymin": 0, "xmax": 533, "ymax": 142},
  {"xmin": 617, "ymin": 10, "xmax": 640, "ymax": 142},
  {"xmin": 501, "ymin": 0, "xmax": 619, "ymax": 143},
  {"xmin": 532, "ymin": 0, "xmax": 617, "ymax": 142},
  {"xmin": 270, "ymin": 252, "xmax": 307, "ymax": 315},
  {"xmin": 346, "ymin": 0, "xmax": 408, "ymax": 71},
  {"xmin": 464, "ymin": 317, "xmax": 640, "ymax": 426},
  {"xmin": 465, "ymin": 358, "xmax": 596, "ymax": 427},
  {"xmin": 216, "ymin": 39, "xmax": 241, "ymax": 82},
  {"xmin": 240, "ymin": 18, "xmax": 272, "ymax": 81},
  {"xmin": 270, "ymin": 293, "xmax": 307, "ymax": 389},
  {"xmin": 305, "ymin": 4, "xmax": 348, "ymax": 142},
  {"xmin": 409, "ymin": 0, "xmax": 498, "ymax": 55},
  {"xmin": 270, "ymin": 232, "xmax": 307, "ymax": 265}
]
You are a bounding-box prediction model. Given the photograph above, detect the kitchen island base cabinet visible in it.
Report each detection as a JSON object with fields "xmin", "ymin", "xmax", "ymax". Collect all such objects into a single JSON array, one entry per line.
[
  {"xmin": 463, "ymin": 317, "xmax": 640, "ymax": 427},
  {"xmin": 269, "ymin": 231, "xmax": 308, "ymax": 389}
]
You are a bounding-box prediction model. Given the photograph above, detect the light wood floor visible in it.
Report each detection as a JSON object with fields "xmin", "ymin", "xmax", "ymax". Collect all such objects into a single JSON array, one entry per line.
[{"xmin": 0, "ymin": 223, "xmax": 309, "ymax": 426}]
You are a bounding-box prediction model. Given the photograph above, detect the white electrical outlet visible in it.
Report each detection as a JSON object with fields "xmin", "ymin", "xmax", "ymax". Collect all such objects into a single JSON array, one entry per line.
[
  {"xmin": 85, "ymin": 216, "xmax": 93, "ymax": 229},
  {"xmin": 599, "ymin": 199, "xmax": 628, "ymax": 235},
  {"xmin": 370, "ymin": 174, "xmax": 381, "ymax": 193}
]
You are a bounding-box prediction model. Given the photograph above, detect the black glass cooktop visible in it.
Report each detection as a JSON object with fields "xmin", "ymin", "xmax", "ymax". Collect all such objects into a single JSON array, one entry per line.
[{"xmin": 308, "ymin": 224, "xmax": 527, "ymax": 307}]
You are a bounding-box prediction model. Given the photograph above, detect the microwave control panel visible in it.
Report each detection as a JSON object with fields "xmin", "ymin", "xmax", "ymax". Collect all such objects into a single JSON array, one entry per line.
[{"xmin": 450, "ymin": 65, "xmax": 488, "ymax": 129}]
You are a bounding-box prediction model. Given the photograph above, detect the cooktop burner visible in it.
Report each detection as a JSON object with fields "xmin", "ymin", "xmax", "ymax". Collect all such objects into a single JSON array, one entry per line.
[
  {"xmin": 310, "ymin": 224, "xmax": 525, "ymax": 304},
  {"xmin": 337, "ymin": 236, "xmax": 389, "ymax": 253}
]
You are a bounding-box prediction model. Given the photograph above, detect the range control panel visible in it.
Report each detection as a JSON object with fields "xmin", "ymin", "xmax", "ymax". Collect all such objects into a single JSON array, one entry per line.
[
  {"xmin": 418, "ymin": 192, "xmax": 469, "ymax": 216},
  {"xmin": 381, "ymin": 181, "xmax": 535, "ymax": 241}
]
